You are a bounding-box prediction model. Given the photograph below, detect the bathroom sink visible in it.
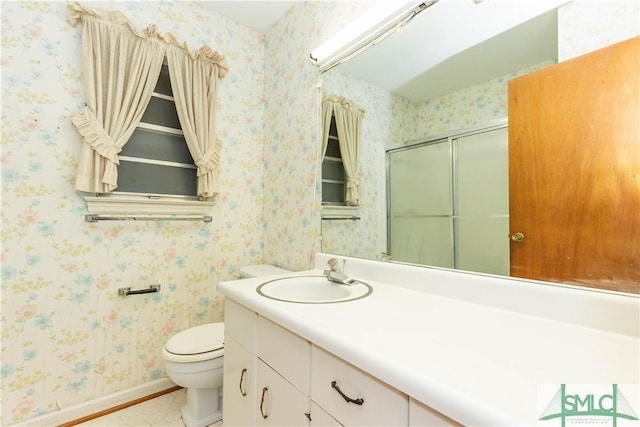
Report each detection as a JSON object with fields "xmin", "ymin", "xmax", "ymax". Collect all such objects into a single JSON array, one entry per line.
[{"xmin": 256, "ymin": 275, "xmax": 372, "ymax": 304}]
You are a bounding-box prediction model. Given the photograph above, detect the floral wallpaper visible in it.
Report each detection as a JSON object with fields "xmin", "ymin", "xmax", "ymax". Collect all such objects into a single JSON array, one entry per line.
[
  {"xmin": 262, "ymin": 1, "xmax": 373, "ymax": 268},
  {"xmin": 0, "ymin": 1, "xmax": 271, "ymax": 423},
  {"xmin": 558, "ymin": 0, "xmax": 639, "ymax": 61},
  {"xmin": 0, "ymin": 0, "xmax": 372, "ymax": 424},
  {"xmin": 1, "ymin": 0, "xmax": 637, "ymax": 425}
]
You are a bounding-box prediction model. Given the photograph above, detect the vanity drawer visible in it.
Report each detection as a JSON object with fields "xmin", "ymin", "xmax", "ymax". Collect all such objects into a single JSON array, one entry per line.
[
  {"xmin": 257, "ymin": 316, "xmax": 310, "ymax": 394},
  {"xmin": 224, "ymin": 298, "xmax": 257, "ymax": 352},
  {"xmin": 311, "ymin": 345, "xmax": 408, "ymax": 426}
]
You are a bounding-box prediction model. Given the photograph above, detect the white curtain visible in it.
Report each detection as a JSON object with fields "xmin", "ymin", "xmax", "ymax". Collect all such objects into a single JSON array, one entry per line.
[
  {"xmin": 68, "ymin": 3, "xmax": 165, "ymax": 193},
  {"xmin": 166, "ymin": 45, "xmax": 228, "ymax": 198},
  {"xmin": 322, "ymin": 95, "xmax": 365, "ymax": 206},
  {"xmin": 68, "ymin": 2, "xmax": 227, "ymax": 196}
]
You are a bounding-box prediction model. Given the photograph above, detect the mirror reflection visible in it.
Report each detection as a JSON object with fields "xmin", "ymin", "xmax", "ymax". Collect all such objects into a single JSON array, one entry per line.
[{"xmin": 319, "ymin": 0, "xmax": 639, "ymax": 292}]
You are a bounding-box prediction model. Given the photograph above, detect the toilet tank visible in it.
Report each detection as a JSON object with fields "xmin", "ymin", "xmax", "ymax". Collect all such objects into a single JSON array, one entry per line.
[{"xmin": 239, "ymin": 264, "xmax": 291, "ymax": 278}]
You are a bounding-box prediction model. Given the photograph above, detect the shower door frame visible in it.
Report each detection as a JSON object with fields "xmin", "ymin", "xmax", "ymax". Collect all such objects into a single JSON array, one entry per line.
[{"xmin": 385, "ymin": 118, "xmax": 509, "ymax": 273}]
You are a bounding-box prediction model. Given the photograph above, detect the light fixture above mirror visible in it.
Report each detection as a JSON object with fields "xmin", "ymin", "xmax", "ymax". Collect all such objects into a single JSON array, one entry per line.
[{"xmin": 309, "ymin": 1, "xmax": 438, "ymax": 72}]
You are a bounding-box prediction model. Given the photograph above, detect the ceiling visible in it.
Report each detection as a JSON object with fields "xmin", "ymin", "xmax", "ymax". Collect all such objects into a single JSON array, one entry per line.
[
  {"xmin": 202, "ymin": 1, "xmax": 296, "ymax": 33},
  {"xmin": 339, "ymin": 0, "xmax": 565, "ymax": 103}
]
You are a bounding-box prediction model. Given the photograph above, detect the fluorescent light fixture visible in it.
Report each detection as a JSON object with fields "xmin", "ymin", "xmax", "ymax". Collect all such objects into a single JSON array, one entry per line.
[{"xmin": 310, "ymin": 0, "xmax": 439, "ymax": 72}]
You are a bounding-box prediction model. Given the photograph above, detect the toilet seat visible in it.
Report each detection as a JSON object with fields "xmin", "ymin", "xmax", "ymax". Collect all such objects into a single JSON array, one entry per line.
[{"xmin": 163, "ymin": 323, "xmax": 224, "ymax": 363}]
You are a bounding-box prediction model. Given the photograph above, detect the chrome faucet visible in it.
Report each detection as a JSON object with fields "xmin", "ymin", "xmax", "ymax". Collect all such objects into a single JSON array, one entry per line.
[{"xmin": 324, "ymin": 258, "xmax": 358, "ymax": 285}]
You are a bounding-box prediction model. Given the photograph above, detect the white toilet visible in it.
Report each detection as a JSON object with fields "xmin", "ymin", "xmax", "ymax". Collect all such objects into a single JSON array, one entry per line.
[{"xmin": 161, "ymin": 264, "xmax": 290, "ymax": 427}]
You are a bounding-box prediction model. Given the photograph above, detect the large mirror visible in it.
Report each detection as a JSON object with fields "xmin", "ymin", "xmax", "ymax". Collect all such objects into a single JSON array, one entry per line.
[{"xmin": 319, "ymin": 0, "xmax": 639, "ymax": 292}]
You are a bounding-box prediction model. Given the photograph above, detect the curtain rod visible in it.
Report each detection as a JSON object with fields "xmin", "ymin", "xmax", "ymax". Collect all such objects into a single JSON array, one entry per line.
[{"xmin": 85, "ymin": 214, "xmax": 212, "ymax": 223}]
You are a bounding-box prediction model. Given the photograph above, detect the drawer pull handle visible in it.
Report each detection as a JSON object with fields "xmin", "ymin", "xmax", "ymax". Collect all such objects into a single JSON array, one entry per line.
[
  {"xmin": 239, "ymin": 368, "xmax": 247, "ymax": 396},
  {"xmin": 260, "ymin": 386, "xmax": 269, "ymax": 419},
  {"xmin": 331, "ymin": 381, "xmax": 364, "ymax": 405}
]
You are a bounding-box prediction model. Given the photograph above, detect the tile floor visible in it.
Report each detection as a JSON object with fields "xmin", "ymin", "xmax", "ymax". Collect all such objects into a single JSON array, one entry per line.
[{"xmin": 76, "ymin": 388, "xmax": 222, "ymax": 427}]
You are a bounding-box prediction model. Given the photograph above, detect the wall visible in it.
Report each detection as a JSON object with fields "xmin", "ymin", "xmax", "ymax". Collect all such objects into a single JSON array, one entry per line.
[
  {"xmin": 558, "ymin": 0, "xmax": 639, "ymax": 60},
  {"xmin": 414, "ymin": 62, "xmax": 552, "ymax": 138},
  {"xmin": 0, "ymin": 1, "xmax": 267, "ymax": 424},
  {"xmin": 262, "ymin": 1, "xmax": 373, "ymax": 267}
]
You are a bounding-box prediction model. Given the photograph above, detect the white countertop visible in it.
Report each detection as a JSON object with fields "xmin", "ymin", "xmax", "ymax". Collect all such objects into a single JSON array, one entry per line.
[{"xmin": 219, "ymin": 266, "xmax": 639, "ymax": 426}]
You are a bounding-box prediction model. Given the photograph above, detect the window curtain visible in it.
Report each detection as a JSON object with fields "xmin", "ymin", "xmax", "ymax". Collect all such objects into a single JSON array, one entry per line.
[
  {"xmin": 322, "ymin": 95, "xmax": 365, "ymax": 206},
  {"xmin": 68, "ymin": 3, "xmax": 165, "ymax": 193},
  {"xmin": 166, "ymin": 45, "xmax": 228, "ymax": 198},
  {"xmin": 67, "ymin": 2, "xmax": 228, "ymax": 196}
]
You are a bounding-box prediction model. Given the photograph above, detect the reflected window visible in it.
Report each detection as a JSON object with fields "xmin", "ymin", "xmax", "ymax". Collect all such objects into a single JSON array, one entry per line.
[{"xmin": 322, "ymin": 114, "xmax": 346, "ymax": 205}]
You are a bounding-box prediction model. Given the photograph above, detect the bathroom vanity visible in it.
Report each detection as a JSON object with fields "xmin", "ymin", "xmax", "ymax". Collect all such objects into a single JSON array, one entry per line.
[{"xmin": 219, "ymin": 253, "xmax": 639, "ymax": 426}]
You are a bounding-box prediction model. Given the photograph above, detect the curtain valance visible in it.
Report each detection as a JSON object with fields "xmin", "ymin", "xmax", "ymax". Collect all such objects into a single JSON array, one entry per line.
[
  {"xmin": 323, "ymin": 95, "xmax": 366, "ymax": 116},
  {"xmin": 67, "ymin": 2, "xmax": 228, "ymax": 74}
]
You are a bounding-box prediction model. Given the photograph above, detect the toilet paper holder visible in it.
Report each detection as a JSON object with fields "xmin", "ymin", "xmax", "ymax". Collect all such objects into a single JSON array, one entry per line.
[{"xmin": 118, "ymin": 284, "xmax": 161, "ymax": 297}]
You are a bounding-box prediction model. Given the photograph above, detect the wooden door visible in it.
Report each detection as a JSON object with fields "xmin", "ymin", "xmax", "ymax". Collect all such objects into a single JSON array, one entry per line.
[{"xmin": 508, "ymin": 36, "xmax": 639, "ymax": 293}]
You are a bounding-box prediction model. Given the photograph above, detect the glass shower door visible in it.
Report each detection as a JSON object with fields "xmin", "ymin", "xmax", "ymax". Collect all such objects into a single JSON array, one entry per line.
[
  {"xmin": 388, "ymin": 140, "xmax": 453, "ymax": 267},
  {"xmin": 454, "ymin": 128, "xmax": 510, "ymax": 275}
]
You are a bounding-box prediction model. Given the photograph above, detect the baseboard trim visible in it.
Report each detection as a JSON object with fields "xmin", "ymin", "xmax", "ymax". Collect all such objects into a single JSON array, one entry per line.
[{"xmin": 14, "ymin": 378, "xmax": 179, "ymax": 427}]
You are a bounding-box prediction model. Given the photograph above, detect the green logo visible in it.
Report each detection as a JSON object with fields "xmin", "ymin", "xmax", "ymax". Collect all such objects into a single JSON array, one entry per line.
[{"xmin": 540, "ymin": 384, "xmax": 639, "ymax": 426}]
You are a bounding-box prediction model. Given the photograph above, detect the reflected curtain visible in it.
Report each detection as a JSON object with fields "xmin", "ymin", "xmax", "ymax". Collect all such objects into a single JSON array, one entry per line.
[
  {"xmin": 166, "ymin": 45, "xmax": 228, "ymax": 197},
  {"xmin": 322, "ymin": 95, "xmax": 365, "ymax": 205}
]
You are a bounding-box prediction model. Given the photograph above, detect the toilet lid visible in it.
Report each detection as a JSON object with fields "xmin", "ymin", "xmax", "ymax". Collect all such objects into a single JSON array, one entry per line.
[{"xmin": 165, "ymin": 323, "xmax": 224, "ymax": 356}]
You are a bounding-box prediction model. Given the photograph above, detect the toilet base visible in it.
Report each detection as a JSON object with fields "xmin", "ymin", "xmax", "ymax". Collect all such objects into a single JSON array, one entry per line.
[{"xmin": 181, "ymin": 387, "xmax": 223, "ymax": 427}]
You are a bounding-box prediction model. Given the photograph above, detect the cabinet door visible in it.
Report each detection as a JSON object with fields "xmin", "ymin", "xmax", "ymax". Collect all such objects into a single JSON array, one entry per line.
[
  {"xmin": 409, "ymin": 397, "xmax": 460, "ymax": 426},
  {"xmin": 508, "ymin": 36, "xmax": 640, "ymax": 292},
  {"xmin": 223, "ymin": 334, "xmax": 256, "ymax": 426},
  {"xmin": 256, "ymin": 359, "xmax": 310, "ymax": 426},
  {"xmin": 225, "ymin": 298, "xmax": 257, "ymax": 351}
]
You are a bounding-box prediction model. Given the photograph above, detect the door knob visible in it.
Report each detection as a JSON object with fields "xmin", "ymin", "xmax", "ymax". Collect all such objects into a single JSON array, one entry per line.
[{"xmin": 511, "ymin": 232, "xmax": 525, "ymax": 242}]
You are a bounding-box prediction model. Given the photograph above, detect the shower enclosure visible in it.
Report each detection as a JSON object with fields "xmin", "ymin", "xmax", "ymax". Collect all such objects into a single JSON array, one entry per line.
[{"xmin": 386, "ymin": 121, "xmax": 509, "ymax": 276}]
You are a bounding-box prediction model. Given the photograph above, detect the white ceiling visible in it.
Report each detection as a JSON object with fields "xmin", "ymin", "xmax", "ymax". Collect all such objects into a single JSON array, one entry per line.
[
  {"xmin": 202, "ymin": 1, "xmax": 296, "ymax": 33},
  {"xmin": 339, "ymin": 0, "xmax": 566, "ymax": 103}
]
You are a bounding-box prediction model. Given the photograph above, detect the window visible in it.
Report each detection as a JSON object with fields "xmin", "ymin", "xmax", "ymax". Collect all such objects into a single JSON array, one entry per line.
[
  {"xmin": 116, "ymin": 61, "xmax": 199, "ymax": 199},
  {"xmin": 84, "ymin": 60, "xmax": 214, "ymax": 217},
  {"xmin": 320, "ymin": 95, "xmax": 363, "ymax": 219},
  {"xmin": 322, "ymin": 114, "xmax": 346, "ymax": 206}
]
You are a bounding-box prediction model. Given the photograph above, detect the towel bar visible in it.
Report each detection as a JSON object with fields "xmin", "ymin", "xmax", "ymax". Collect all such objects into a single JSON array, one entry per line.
[
  {"xmin": 118, "ymin": 284, "xmax": 161, "ymax": 297},
  {"xmin": 85, "ymin": 214, "xmax": 212, "ymax": 223}
]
